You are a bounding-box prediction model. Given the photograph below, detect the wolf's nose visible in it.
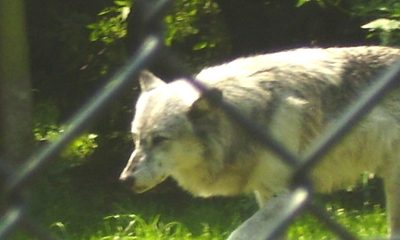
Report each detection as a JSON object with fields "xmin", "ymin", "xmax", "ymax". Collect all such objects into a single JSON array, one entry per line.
[{"xmin": 119, "ymin": 174, "xmax": 135, "ymax": 187}]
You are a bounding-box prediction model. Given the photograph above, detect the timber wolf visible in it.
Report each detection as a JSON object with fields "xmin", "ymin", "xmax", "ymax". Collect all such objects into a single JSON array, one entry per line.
[{"xmin": 120, "ymin": 46, "xmax": 400, "ymax": 239}]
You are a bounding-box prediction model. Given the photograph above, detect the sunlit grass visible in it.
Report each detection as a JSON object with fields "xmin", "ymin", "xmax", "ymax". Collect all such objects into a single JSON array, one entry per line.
[
  {"xmin": 19, "ymin": 171, "xmax": 388, "ymax": 240},
  {"xmin": 44, "ymin": 197, "xmax": 388, "ymax": 240},
  {"xmin": 85, "ymin": 214, "xmax": 226, "ymax": 240},
  {"xmin": 289, "ymin": 203, "xmax": 387, "ymax": 239}
]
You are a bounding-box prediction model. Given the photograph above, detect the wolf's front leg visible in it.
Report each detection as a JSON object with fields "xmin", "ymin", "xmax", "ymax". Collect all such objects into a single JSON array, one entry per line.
[
  {"xmin": 383, "ymin": 166, "xmax": 400, "ymax": 239},
  {"xmin": 227, "ymin": 188, "xmax": 308, "ymax": 240}
]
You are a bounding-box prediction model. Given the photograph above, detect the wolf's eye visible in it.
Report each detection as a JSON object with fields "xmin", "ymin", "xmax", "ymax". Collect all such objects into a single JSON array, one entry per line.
[{"xmin": 152, "ymin": 136, "xmax": 169, "ymax": 147}]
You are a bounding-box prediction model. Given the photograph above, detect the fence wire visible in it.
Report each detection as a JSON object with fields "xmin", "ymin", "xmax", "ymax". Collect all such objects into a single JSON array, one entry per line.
[{"xmin": 1, "ymin": 0, "xmax": 400, "ymax": 239}]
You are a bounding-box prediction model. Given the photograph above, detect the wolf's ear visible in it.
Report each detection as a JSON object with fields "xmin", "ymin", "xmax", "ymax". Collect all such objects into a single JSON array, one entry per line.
[
  {"xmin": 188, "ymin": 88, "xmax": 223, "ymax": 120},
  {"xmin": 139, "ymin": 70, "xmax": 166, "ymax": 92}
]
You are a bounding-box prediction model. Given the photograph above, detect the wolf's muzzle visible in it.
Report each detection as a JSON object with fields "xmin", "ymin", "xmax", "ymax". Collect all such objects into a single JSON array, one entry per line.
[{"xmin": 119, "ymin": 174, "xmax": 135, "ymax": 188}]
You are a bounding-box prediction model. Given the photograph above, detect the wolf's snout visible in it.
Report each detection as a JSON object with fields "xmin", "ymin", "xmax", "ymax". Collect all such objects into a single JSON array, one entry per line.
[{"xmin": 119, "ymin": 173, "xmax": 135, "ymax": 188}]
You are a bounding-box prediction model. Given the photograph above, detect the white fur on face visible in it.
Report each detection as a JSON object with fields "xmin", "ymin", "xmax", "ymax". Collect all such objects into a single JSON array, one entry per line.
[{"xmin": 120, "ymin": 148, "xmax": 168, "ymax": 193}]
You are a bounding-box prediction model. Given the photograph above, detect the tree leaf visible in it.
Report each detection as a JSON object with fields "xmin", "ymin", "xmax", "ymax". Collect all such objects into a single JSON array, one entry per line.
[{"xmin": 362, "ymin": 18, "xmax": 400, "ymax": 31}]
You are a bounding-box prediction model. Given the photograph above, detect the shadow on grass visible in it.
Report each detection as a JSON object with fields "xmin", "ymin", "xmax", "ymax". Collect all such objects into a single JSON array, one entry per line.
[{"xmin": 15, "ymin": 159, "xmax": 387, "ymax": 239}]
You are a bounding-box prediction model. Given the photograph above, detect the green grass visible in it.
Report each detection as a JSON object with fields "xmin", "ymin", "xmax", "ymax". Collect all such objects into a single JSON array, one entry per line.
[
  {"xmin": 289, "ymin": 204, "xmax": 387, "ymax": 239},
  {"xmin": 10, "ymin": 169, "xmax": 388, "ymax": 240}
]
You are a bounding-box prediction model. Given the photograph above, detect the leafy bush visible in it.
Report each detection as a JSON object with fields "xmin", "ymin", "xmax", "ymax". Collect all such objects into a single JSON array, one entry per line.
[
  {"xmin": 33, "ymin": 101, "xmax": 98, "ymax": 170},
  {"xmin": 362, "ymin": 18, "xmax": 400, "ymax": 45},
  {"xmin": 87, "ymin": 0, "xmax": 130, "ymax": 45},
  {"xmin": 302, "ymin": 0, "xmax": 400, "ymax": 45}
]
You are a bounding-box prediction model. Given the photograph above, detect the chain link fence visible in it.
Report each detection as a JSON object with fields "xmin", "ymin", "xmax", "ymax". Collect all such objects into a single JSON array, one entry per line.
[{"xmin": 1, "ymin": 0, "xmax": 400, "ymax": 239}]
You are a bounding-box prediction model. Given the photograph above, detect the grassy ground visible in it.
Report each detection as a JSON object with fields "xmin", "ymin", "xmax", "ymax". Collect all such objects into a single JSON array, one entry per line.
[{"xmin": 10, "ymin": 168, "xmax": 388, "ymax": 240}]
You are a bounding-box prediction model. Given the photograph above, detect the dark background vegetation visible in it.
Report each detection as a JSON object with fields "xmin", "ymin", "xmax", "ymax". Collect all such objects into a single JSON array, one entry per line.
[
  {"xmin": 1, "ymin": 0, "xmax": 400, "ymax": 238},
  {"xmin": 25, "ymin": 0, "xmax": 400, "ymax": 184}
]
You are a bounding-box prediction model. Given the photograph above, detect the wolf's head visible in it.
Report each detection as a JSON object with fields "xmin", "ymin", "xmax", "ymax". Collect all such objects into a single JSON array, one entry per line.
[{"xmin": 119, "ymin": 71, "xmax": 223, "ymax": 193}]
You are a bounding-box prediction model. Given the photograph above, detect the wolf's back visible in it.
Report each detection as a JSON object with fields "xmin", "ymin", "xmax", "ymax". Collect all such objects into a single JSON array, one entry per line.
[{"xmin": 194, "ymin": 46, "xmax": 400, "ymax": 122}]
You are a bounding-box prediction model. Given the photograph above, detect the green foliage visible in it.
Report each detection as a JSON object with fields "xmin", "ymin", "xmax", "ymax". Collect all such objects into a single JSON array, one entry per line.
[
  {"xmin": 22, "ymin": 163, "xmax": 388, "ymax": 240},
  {"xmin": 362, "ymin": 18, "xmax": 400, "ymax": 45},
  {"xmin": 288, "ymin": 203, "xmax": 387, "ymax": 239},
  {"xmin": 62, "ymin": 133, "xmax": 98, "ymax": 162},
  {"xmin": 331, "ymin": 204, "xmax": 387, "ymax": 238},
  {"xmin": 36, "ymin": 127, "xmax": 98, "ymax": 169},
  {"xmin": 349, "ymin": 0, "xmax": 400, "ymax": 17},
  {"xmin": 87, "ymin": 0, "xmax": 227, "ymax": 53},
  {"xmin": 97, "ymin": 213, "xmax": 230, "ymax": 240},
  {"xmin": 98, "ymin": 214, "xmax": 195, "ymax": 239},
  {"xmin": 162, "ymin": 0, "xmax": 231, "ymax": 68},
  {"xmin": 87, "ymin": 0, "xmax": 131, "ymax": 45},
  {"xmin": 33, "ymin": 101, "xmax": 98, "ymax": 169},
  {"xmin": 296, "ymin": 0, "xmax": 326, "ymax": 7},
  {"xmin": 85, "ymin": 0, "xmax": 229, "ymax": 73},
  {"xmin": 304, "ymin": 0, "xmax": 400, "ymax": 45},
  {"xmin": 351, "ymin": 0, "xmax": 400, "ymax": 45},
  {"xmin": 29, "ymin": 183, "xmax": 389, "ymax": 240},
  {"xmin": 164, "ymin": 0, "xmax": 220, "ymax": 49}
]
